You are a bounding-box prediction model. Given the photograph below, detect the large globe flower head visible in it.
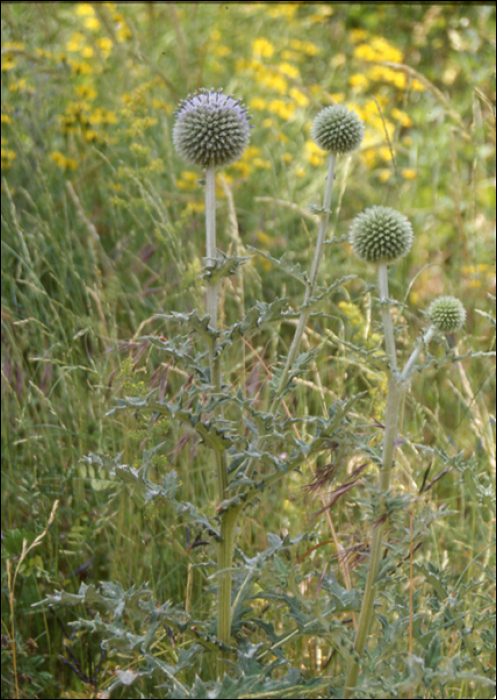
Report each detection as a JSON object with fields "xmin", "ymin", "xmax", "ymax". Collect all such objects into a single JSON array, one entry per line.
[
  {"xmin": 173, "ymin": 88, "xmax": 252, "ymax": 170},
  {"xmin": 311, "ymin": 105, "xmax": 365, "ymax": 155},
  {"xmin": 349, "ymin": 206, "xmax": 414, "ymax": 264},
  {"xmin": 428, "ymin": 296, "xmax": 466, "ymax": 333}
]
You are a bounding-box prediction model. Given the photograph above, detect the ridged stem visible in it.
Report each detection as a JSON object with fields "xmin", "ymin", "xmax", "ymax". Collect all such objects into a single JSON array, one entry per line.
[
  {"xmin": 343, "ymin": 264, "xmax": 402, "ymax": 698},
  {"xmin": 270, "ymin": 152, "xmax": 336, "ymax": 414},
  {"xmin": 205, "ymin": 167, "xmax": 218, "ymax": 332},
  {"xmin": 400, "ymin": 326, "xmax": 436, "ymax": 382},
  {"xmin": 204, "ymin": 166, "xmax": 231, "ymax": 676}
]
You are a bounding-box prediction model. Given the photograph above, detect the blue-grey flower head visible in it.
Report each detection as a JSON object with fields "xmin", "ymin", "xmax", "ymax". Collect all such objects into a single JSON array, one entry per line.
[
  {"xmin": 428, "ymin": 296, "xmax": 466, "ymax": 333},
  {"xmin": 311, "ymin": 105, "xmax": 365, "ymax": 154},
  {"xmin": 349, "ymin": 206, "xmax": 414, "ymax": 264},
  {"xmin": 173, "ymin": 88, "xmax": 252, "ymax": 170}
]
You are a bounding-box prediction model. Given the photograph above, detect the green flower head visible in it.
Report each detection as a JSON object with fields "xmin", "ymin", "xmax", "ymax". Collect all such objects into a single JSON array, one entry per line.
[
  {"xmin": 428, "ymin": 296, "xmax": 466, "ymax": 333},
  {"xmin": 311, "ymin": 105, "xmax": 365, "ymax": 154},
  {"xmin": 173, "ymin": 88, "xmax": 252, "ymax": 170},
  {"xmin": 349, "ymin": 206, "xmax": 414, "ymax": 264}
]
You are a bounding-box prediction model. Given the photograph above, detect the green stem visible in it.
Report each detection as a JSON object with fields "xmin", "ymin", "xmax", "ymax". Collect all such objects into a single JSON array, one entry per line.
[
  {"xmin": 205, "ymin": 166, "xmax": 218, "ymax": 333},
  {"xmin": 216, "ymin": 506, "xmax": 237, "ymax": 677},
  {"xmin": 343, "ymin": 264, "xmax": 402, "ymax": 698},
  {"xmin": 270, "ymin": 152, "xmax": 336, "ymax": 414},
  {"xmin": 204, "ymin": 166, "xmax": 232, "ymax": 676},
  {"xmin": 400, "ymin": 325, "xmax": 436, "ymax": 382}
]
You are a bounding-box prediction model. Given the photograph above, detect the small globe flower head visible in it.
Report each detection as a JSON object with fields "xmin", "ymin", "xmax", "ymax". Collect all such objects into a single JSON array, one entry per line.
[
  {"xmin": 173, "ymin": 88, "xmax": 252, "ymax": 170},
  {"xmin": 349, "ymin": 206, "xmax": 414, "ymax": 264},
  {"xmin": 428, "ymin": 296, "xmax": 466, "ymax": 333},
  {"xmin": 311, "ymin": 105, "xmax": 365, "ymax": 155}
]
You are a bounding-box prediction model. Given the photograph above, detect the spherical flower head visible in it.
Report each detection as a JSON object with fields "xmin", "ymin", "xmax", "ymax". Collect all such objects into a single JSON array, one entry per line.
[
  {"xmin": 173, "ymin": 88, "xmax": 252, "ymax": 170},
  {"xmin": 311, "ymin": 105, "xmax": 365, "ymax": 154},
  {"xmin": 428, "ymin": 296, "xmax": 466, "ymax": 333},
  {"xmin": 349, "ymin": 206, "xmax": 414, "ymax": 264}
]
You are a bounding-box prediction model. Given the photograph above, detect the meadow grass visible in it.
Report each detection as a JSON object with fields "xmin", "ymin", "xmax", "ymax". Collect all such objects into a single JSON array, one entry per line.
[{"xmin": 1, "ymin": 3, "xmax": 495, "ymax": 698}]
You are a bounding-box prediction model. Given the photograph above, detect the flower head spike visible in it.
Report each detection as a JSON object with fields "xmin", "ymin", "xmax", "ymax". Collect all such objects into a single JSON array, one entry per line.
[
  {"xmin": 173, "ymin": 88, "xmax": 252, "ymax": 170},
  {"xmin": 428, "ymin": 296, "xmax": 466, "ymax": 333},
  {"xmin": 311, "ymin": 105, "xmax": 364, "ymax": 154},
  {"xmin": 349, "ymin": 206, "xmax": 414, "ymax": 264}
]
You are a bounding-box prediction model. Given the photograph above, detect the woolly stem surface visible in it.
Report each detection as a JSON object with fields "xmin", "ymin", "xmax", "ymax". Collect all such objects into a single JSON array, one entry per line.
[
  {"xmin": 343, "ymin": 265, "xmax": 402, "ymax": 698},
  {"xmin": 205, "ymin": 166, "xmax": 218, "ymax": 332},
  {"xmin": 400, "ymin": 325, "xmax": 436, "ymax": 382},
  {"xmin": 204, "ymin": 166, "xmax": 232, "ymax": 675},
  {"xmin": 270, "ymin": 152, "xmax": 336, "ymax": 413}
]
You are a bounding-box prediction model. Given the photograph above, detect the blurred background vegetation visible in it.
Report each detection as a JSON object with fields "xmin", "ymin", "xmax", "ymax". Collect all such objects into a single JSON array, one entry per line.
[{"xmin": 1, "ymin": 3, "xmax": 495, "ymax": 698}]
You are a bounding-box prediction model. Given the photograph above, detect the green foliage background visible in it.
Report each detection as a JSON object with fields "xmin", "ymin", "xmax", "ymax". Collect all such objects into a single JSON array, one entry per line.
[{"xmin": 1, "ymin": 3, "xmax": 495, "ymax": 698}]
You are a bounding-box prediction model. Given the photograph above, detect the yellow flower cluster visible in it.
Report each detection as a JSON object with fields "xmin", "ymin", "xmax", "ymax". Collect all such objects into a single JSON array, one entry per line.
[
  {"xmin": 1, "ymin": 139, "xmax": 16, "ymax": 170},
  {"xmin": 354, "ymin": 37, "xmax": 404, "ymax": 64},
  {"xmin": 50, "ymin": 151, "xmax": 79, "ymax": 170}
]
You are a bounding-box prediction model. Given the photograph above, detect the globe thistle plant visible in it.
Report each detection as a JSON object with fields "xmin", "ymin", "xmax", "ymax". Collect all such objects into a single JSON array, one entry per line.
[
  {"xmin": 173, "ymin": 88, "xmax": 252, "ymax": 170},
  {"xmin": 270, "ymin": 105, "xmax": 364, "ymax": 410},
  {"xmin": 311, "ymin": 104, "xmax": 365, "ymax": 155},
  {"xmin": 173, "ymin": 88, "xmax": 252, "ymax": 333},
  {"xmin": 344, "ymin": 204, "xmax": 469, "ymax": 698},
  {"xmin": 344, "ymin": 204, "xmax": 415, "ymax": 696},
  {"xmin": 428, "ymin": 295, "xmax": 466, "ymax": 333},
  {"xmin": 400, "ymin": 296, "xmax": 466, "ymax": 382},
  {"xmin": 173, "ymin": 89, "xmax": 252, "ymax": 675},
  {"xmin": 349, "ymin": 205, "xmax": 414, "ymax": 264}
]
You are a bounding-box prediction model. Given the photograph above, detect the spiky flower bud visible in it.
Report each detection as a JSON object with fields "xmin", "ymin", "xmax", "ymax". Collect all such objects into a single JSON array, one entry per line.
[
  {"xmin": 173, "ymin": 88, "xmax": 252, "ymax": 170},
  {"xmin": 311, "ymin": 105, "xmax": 365, "ymax": 154},
  {"xmin": 428, "ymin": 296, "xmax": 466, "ymax": 333},
  {"xmin": 349, "ymin": 206, "xmax": 414, "ymax": 264}
]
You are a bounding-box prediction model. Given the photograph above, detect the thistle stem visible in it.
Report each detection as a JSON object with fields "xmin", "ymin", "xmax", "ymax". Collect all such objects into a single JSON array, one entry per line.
[
  {"xmin": 400, "ymin": 326, "xmax": 436, "ymax": 382},
  {"xmin": 204, "ymin": 166, "xmax": 232, "ymax": 676},
  {"xmin": 343, "ymin": 264, "xmax": 402, "ymax": 698},
  {"xmin": 270, "ymin": 152, "xmax": 336, "ymax": 413},
  {"xmin": 205, "ymin": 166, "xmax": 218, "ymax": 331}
]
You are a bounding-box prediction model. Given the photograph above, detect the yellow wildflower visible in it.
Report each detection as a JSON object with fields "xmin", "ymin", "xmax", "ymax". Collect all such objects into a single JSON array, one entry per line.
[
  {"xmin": 279, "ymin": 62, "xmax": 300, "ymax": 79},
  {"xmin": 401, "ymin": 168, "xmax": 417, "ymax": 180},
  {"xmin": 249, "ymin": 97, "xmax": 267, "ymax": 111},
  {"xmin": 354, "ymin": 37, "xmax": 403, "ymax": 64},
  {"xmin": 76, "ymin": 3, "xmax": 95, "ymax": 15},
  {"xmin": 66, "ymin": 32, "xmax": 85, "ymax": 52},
  {"xmin": 268, "ymin": 99, "xmax": 295, "ymax": 120},
  {"xmin": 349, "ymin": 29, "xmax": 369, "ymax": 43},
  {"xmin": 177, "ymin": 171, "xmax": 200, "ymax": 191},
  {"xmin": 290, "ymin": 39, "xmax": 319, "ymax": 56},
  {"xmin": 76, "ymin": 85, "xmax": 97, "ymax": 100},
  {"xmin": 305, "ymin": 140, "xmax": 325, "ymax": 166},
  {"xmin": 1, "ymin": 56, "xmax": 17, "ymax": 71},
  {"xmin": 97, "ymin": 37, "xmax": 113, "ymax": 54},
  {"xmin": 349, "ymin": 74, "xmax": 370, "ymax": 90},
  {"xmin": 252, "ymin": 38, "xmax": 275, "ymax": 58},
  {"xmin": 50, "ymin": 151, "xmax": 78, "ymax": 170},
  {"xmin": 213, "ymin": 45, "xmax": 231, "ymax": 57},
  {"xmin": 268, "ymin": 3, "xmax": 298, "ymax": 19},
  {"xmin": 391, "ymin": 108, "xmax": 413, "ymax": 127},
  {"xmin": 1, "ymin": 147, "xmax": 16, "ymax": 169},
  {"xmin": 289, "ymin": 87, "xmax": 309, "ymax": 106},
  {"xmin": 253, "ymin": 157, "xmax": 271, "ymax": 170},
  {"xmin": 85, "ymin": 16, "xmax": 101, "ymax": 31}
]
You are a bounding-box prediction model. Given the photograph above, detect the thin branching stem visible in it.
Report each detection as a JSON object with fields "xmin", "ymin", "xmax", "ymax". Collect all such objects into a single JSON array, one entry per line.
[{"xmin": 270, "ymin": 152, "xmax": 337, "ymax": 414}]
